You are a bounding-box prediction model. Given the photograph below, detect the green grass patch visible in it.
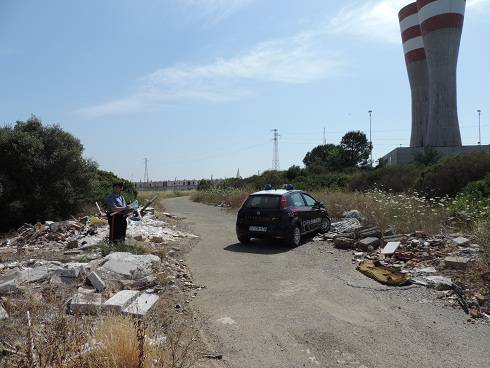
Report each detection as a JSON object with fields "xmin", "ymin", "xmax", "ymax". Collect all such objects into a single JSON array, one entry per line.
[{"xmin": 96, "ymin": 239, "xmax": 147, "ymax": 257}]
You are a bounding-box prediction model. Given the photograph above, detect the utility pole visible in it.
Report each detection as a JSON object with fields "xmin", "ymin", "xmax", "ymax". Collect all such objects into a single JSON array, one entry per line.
[
  {"xmin": 144, "ymin": 158, "xmax": 149, "ymax": 183},
  {"xmin": 368, "ymin": 110, "xmax": 373, "ymax": 166},
  {"xmin": 477, "ymin": 109, "xmax": 482, "ymax": 145},
  {"xmin": 272, "ymin": 129, "xmax": 280, "ymax": 171},
  {"xmin": 323, "ymin": 127, "xmax": 326, "ymax": 145}
]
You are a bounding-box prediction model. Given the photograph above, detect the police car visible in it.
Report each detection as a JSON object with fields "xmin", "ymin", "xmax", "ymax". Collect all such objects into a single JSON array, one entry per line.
[{"xmin": 236, "ymin": 186, "xmax": 331, "ymax": 247}]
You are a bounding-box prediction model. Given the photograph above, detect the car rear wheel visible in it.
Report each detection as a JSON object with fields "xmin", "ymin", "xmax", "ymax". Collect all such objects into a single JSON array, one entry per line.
[
  {"xmin": 286, "ymin": 225, "xmax": 301, "ymax": 247},
  {"xmin": 320, "ymin": 216, "xmax": 331, "ymax": 233},
  {"xmin": 238, "ymin": 235, "xmax": 250, "ymax": 244}
]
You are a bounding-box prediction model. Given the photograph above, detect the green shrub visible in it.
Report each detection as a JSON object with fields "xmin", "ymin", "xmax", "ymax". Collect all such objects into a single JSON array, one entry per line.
[
  {"xmin": 0, "ymin": 117, "xmax": 135, "ymax": 230},
  {"xmin": 0, "ymin": 117, "xmax": 96, "ymax": 230},
  {"xmin": 349, "ymin": 165, "xmax": 423, "ymax": 193},
  {"xmin": 449, "ymin": 174, "xmax": 490, "ymax": 221},
  {"xmin": 416, "ymin": 151, "xmax": 490, "ymax": 197}
]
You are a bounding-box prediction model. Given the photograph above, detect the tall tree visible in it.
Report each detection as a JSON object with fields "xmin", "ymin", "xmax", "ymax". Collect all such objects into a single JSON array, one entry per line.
[
  {"xmin": 303, "ymin": 144, "xmax": 348, "ymax": 171},
  {"xmin": 340, "ymin": 131, "xmax": 372, "ymax": 167}
]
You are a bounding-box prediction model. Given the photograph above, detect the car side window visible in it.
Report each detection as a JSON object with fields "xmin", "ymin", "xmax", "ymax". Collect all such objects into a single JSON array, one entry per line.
[
  {"xmin": 302, "ymin": 194, "xmax": 317, "ymax": 207},
  {"xmin": 289, "ymin": 193, "xmax": 306, "ymax": 208}
]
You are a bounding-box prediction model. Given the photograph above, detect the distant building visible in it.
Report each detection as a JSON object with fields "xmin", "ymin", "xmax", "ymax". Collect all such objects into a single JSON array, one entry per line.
[{"xmin": 134, "ymin": 178, "xmax": 224, "ymax": 191}]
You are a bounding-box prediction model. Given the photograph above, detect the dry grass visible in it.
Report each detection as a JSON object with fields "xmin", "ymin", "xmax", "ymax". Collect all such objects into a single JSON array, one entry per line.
[
  {"xmin": 191, "ymin": 189, "xmax": 249, "ymax": 208},
  {"xmin": 191, "ymin": 188, "xmax": 450, "ymax": 235},
  {"xmin": 2, "ymin": 299, "xmax": 201, "ymax": 368},
  {"xmin": 472, "ymin": 219, "xmax": 490, "ymax": 267},
  {"xmin": 315, "ymin": 190, "xmax": 449, "ymax": 235},
  {"xmin": 138, "ymin": 191, "xmax": 196, "ymax": 211}
]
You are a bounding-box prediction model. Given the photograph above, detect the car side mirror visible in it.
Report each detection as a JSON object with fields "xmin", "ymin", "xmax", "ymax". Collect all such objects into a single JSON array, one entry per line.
[{"xmin": 317, "ymin": 202, "xmax": 325, "ymax": 208}]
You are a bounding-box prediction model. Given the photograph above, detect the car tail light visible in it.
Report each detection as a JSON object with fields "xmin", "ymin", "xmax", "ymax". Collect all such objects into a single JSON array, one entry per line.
[{"xmin": 280, "ymin": 195, "xmax": 288, "ymax": 209}]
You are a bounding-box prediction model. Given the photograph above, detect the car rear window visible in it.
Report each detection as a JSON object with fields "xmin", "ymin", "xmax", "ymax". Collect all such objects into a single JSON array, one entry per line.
[{"xmin": 244, "ymin": 195, "xmax": 281, "ymax": 209}]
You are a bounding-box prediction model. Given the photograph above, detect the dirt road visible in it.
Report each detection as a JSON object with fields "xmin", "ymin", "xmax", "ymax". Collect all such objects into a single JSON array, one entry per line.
[{"xmin": 164, "ymin": 197, "xmax": 489, "ymax": 368}]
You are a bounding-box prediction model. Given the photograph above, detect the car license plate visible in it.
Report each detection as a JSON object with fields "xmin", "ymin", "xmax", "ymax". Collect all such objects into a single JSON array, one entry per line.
[{"xmin": 249, "ymin": 226, "xmax": 267, "ymax": 232}]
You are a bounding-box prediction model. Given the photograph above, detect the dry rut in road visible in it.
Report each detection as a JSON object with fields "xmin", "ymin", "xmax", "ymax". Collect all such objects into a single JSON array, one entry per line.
[{"xmin": 164, "ymin": 197, "xmax": 489, "ymax": 368}]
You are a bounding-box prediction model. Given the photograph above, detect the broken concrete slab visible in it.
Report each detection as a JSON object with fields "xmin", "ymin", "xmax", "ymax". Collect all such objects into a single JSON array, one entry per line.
[
  {"xmin": 98, "ymin": 252, "xmax": 161, "ymax": 278},
  {"xmin": 444, "ymin": 256, "xmax": 471, "ymax": 270},
  {"xmin": 358, "ymin": 237, "xmax": 380, "ymax": 250},
  {"xmin": 103, "ymin": 290, "xmax": 140, "ymax": 313},
  {"xmin": 342, "ymin": 210, "xmax": 363, "ymax": 221},
  {"xmin": 423, "ymin": 276, "xmax": 453, "ymax": 290},
  {"xmin": 452, "ymin": 237, "xmax": 470, "ymax": 246},
  {"xmin": 0, "ymin": 305, "xmax": 8, "ymax": 320},
  {"xmin": 330, "ymin": 219, "xmax": 361, "ymax": 234},
  {"xmin": 334, "ymin": 237, "xmax": 356, "ymax": 250},
  {"xmin": 70, "ymin": 292, "xmax": 103, "ymax": 315},
  {"xmin": 87, "ymin": 271, "xmax": 106, "ymax": 292},
  {"xmin": 123, "ymin": 293, "xmax": 159, "ymax": 317},
  {"xmin": 53, "ymin": 263, "xmax": 85, "ymax": 278},
  {"xmin": 382, "ymin": 242, "xmax": 401, "ymax": 255},
  {"xmin": 0, "ymin": 279, "xmax": 19, "ymax": 295}
]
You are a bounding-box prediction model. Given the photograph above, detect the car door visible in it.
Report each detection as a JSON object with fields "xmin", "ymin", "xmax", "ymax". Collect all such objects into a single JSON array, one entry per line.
[
  {"xmin": 301, "ymin": 193, "xmax": 322, "ymax": 231},
  {"xmin": 288, "ymin": 192, "xmax": 308, "ymax": 231}
]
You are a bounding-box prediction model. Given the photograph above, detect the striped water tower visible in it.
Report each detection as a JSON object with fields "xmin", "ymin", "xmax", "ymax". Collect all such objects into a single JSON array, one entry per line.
[
  {"xmin": 399, "ymin": 2, "xmax": 429, "ymax": 147},
  {"xmin": 417, "ymin": 0, "xmax": 465, "ymax": 146}
]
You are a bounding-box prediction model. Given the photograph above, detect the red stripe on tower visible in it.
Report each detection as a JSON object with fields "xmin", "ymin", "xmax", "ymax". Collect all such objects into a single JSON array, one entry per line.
[
  {"xmin": 405, "ymin": 48, "xmax": 427, "ymax": 64},
  {"xmin": 402, "ymin": 25, "xmax": 422, "ymax": 43},
  {"xmin": 399, "ymin": 3, "xmax": 419, "ymax": 21},
  {"xmin": 417, "ymin": 0, "xmax": 466, "ymax": 33},
  {"xmin": 421, "ymin": 13, "xmax": 464, "ymax": 33}
]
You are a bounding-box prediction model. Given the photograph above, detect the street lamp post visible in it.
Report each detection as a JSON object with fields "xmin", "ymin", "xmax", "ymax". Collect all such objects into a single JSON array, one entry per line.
[
  {"xmin": 477, "ymin": 109, "xmax": 482, "ymax": 145},
  {"xmin": 368, "ymin": 110, "xmax": 373, "ymax": 166}
]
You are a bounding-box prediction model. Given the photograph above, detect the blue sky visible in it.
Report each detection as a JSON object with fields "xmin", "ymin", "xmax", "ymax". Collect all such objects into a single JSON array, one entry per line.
[{"xmin": 1, "ymin": 0, "xmax": 489, "ymax": 181}]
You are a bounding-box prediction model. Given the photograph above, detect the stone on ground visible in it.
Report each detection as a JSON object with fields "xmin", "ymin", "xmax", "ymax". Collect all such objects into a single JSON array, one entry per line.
[
  {"xmin": 98, "ymin": 252, "xmax": 161, "ymax": 278},
  {"xmin": 0, "ymin": 305, "xmax": 9, "ymax": 320},
  {"xmin": 123, "ymin": 293, "xmax": 159, "ymax": 316},
  {"xmin": 70, "ymin": 292, "xmax": 103, "ymax": 315},
  {"xmin": 382, "ymin": 242, "xmax": 401, "ymax": 255},
  {"xmin": 358, "ymin": 237, "xmax": 380, "ymax": 250},
  {"xmin": 87, "ymin": 271, "xmax": 106, "ymax": 292},
  {"xmin": 444, "ymin": 256, "xmax": 471, "ymax": 270},
  {"xmin": 103, "ymin": 290, "xmax": 140, "ymax": 313}
]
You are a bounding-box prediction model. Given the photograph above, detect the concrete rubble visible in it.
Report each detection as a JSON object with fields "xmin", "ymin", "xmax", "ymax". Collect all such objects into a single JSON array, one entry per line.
[
  {"xmin": 0, "ymin": 210, "xmax": 200, "ymax": 319},
  {"xmin": 314, "ymin": 210, "xmax": 489, "ymax": 320}
]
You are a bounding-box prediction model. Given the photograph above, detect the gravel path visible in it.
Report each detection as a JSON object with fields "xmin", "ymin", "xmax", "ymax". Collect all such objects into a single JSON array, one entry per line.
[{"xmin": 164, "ymin": 197, "xmax": 489, "ymax": 368}]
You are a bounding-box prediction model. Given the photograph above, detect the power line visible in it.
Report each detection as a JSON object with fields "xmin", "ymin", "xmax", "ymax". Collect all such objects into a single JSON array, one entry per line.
[{"xmin": 272, "ymin": 128, "xmax": 280, "ymax": 171}]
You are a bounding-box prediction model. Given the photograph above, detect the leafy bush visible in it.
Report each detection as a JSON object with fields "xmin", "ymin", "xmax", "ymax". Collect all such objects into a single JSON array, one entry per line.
[
  {"xmin": 416, "ymin": 151, "xmax": 490, "ymax": 197},
  {"xmin": 0, "ymin": 117, "xmax": 134, "ymax": 230},
  {"xmin": 0, "ymin": 117, "xmax": 96, "ymax": 230},
  {"xmin": 449, "ymin": 174, "xmax": 490, "ymax": 221},
  {"xmin": 349, "ymin": 165, "xmax": 423, "ymax": 193}
]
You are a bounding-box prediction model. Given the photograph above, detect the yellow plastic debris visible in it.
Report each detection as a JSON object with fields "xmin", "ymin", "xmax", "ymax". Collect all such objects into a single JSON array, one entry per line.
[
  {"xmin": 356, "ymin": 261, "xmax": 411, "ymax": 286},
  {"xmin": 88, "ymin": 216, "xmax": 106, "ymax": 226}
]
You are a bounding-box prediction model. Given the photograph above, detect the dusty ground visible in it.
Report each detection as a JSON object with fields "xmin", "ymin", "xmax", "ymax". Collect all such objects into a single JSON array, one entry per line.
[{"xmin": 164, "ymin": 196, "xmax": 490, "ymax": 368}]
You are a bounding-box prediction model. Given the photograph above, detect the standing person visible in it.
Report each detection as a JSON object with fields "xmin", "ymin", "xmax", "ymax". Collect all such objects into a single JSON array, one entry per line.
[{"xmin": 106, "ymin": 182, "xmax": 130, "ymax": 243}]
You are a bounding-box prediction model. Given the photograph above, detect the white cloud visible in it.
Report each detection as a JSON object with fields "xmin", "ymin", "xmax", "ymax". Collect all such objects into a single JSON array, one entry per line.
[
  {"xmin": 178, "ymin": 0, "xmax": 254, "ymax": 23},
  {"xmin": 330, "ymin": 0, "xmax": 490, "ymax": 44},
  {"xmin": 467, "ymin": 0, "xmax": 490, "ymax": 9},
  {"xmin": 329, "ymin": 0, "xmax": 407, "ymax": 44},
  {"xmin": 78, "ymin": 30, "xmax": 343, "ymax": 117}
]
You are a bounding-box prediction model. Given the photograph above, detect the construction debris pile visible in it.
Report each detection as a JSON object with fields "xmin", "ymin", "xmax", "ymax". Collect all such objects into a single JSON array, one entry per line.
[
  {"xmin": 315, "ymin": 212, "xmax": 490, "ymax": 321},
  {"xmin": 0, "ymin": 211, "xmax": 199, "ymax": 321}
]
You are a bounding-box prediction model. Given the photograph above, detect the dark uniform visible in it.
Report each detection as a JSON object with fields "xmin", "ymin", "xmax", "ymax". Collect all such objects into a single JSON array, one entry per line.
[{"xmin": 106, "ymin": 192, "xmax": 128, "ymax": 242}]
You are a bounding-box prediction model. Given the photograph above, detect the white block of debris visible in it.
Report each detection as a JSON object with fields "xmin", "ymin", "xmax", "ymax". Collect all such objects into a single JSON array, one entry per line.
[{"xmin": 99, "ymin": 252, "xmax": 161, "ymax": 278}]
